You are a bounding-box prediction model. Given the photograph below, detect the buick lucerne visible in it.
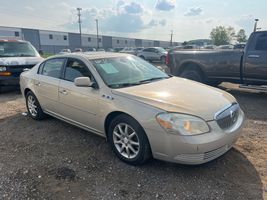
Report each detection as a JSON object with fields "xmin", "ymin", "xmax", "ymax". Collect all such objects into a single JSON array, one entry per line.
[{"xmin": 20, "ymin": 52, "xmax": 245, "ymax": 165}]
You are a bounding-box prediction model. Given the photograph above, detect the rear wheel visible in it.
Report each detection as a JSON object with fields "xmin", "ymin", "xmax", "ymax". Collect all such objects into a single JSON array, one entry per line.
[
  {"xmin": 26, "ymin": 91, "xmax": 46, "ymax": 120},
  {"xmin": 108, "ymin": 114, "xmax": 151, "ymax": 165},
  {"xmin": 180, "ymin": 69, "xmax": 204, "ymax": 83}
]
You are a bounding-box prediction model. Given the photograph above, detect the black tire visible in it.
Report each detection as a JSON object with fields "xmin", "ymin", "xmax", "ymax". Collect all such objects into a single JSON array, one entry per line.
[
  {"xmin": 108, "ymin": 114, "xmax": 151, "ymax": 165},
  {"xmin": 160, "ymin": 56, "xmax": 166, "ymax": 64},
  {"xmin": 26, "ymin": 91, "xmax": 46, "ymax": 120},
  {"xmin": 180, "ymin": 69, "xmax": 204, "ymax": 83}
]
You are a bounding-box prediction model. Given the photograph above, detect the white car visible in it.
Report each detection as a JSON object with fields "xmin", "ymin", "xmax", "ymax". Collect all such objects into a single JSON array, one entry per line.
[
  {"xmin": 20, "ymin": 53, "xmax": 244, "ymax": 165},
  {"xmin": 137, "ymin": 47, "xmax": 167, "ymax": 63}
]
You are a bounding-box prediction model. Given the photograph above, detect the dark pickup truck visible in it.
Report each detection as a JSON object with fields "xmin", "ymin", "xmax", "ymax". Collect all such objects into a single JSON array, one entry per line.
[{"xmin": 166, "ymin": 31, "xmax": 267, "ymax": 88}]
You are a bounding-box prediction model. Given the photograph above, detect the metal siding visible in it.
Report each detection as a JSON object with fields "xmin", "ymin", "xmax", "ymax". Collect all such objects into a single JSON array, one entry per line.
[
  {"xmin": 39, "ymin": 30, "xmax": 69, "ymax": 46},
  {"xmin": 102, "ymin": 36, "xmax": 112, "ymax": 49},
  {"xmin": 68, "ymin": 33, "xmax": 82, "ymax": 50},
  {"xmin": 0, "ymin": 27, "xmax": 22, "ymax": 39},
  {"xmin": 21, "ymin": 28, "xmax": 40, "ymax": 50}
]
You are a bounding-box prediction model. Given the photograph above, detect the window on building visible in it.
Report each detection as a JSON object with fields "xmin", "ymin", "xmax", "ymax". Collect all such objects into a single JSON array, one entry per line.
[
  {"xmin": 14, "ymin": 32, "xmax": 20, "ymax": 37},
  {"xmin": 49, "ymin": 34, "xmax": 53, "ymax": 39},
  {"xmin": 98, "ymin": 38, "xmax": 102, "ymax": 43},
  {"xmin": 88, "ymin": 37, "xmax": 91, "ymax": 42},
  {"xmin": 117, "ymin": 40, "xmax": 119, "ymax": 44},
  {"xmin": 125, "ymin": 40, "xmax": 128, "ymax": 44},
  {"xmin": 63, "ymin": 35, "xmax": 67, "ymax": 40}
]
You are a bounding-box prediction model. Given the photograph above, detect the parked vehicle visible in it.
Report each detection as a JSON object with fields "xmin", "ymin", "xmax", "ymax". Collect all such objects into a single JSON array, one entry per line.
[
  {"xmin": 167, "ymin": 31, "xmax": 267, "ymax": 88},
  {"xmin": 234, "ymin": 43, "xmax": 246, "ymax": 50},
  {"xmin": 59, "ymin": 49, "xmax": 71, "ymax": 54},
  {"xmin": 114, "ymin": 47, "xmax": 124, "ymax": 52},
  {"xmin": 74, "ymin": 48, "xmax": 83, "ymax": 52},
  {"xmin": 217, "ymin": 45, "xmax": 234, "ymax": 49},
  {"xmin": 134, "ymin": 47, "xmax": 144, "ymax": 55},
  {"xmin": 87, "ymin": 47, "xmax": 96, "ymax": 52},
  {"xmin": 0, "ymin": 39, "xmax": 43, "ymax": 92},
  {"xmin": 97, "ymin": 48, "xmax": 105, "ymax": 52},
  {"xmin": 137, "ymin": 47, "xmax": 167, "ymax": 63},
  {"xmin": 20, "ymin": 52, "xmax": 244, "ymax": 165},
  {"xmin": 120, "ymin": 47, "xmax": 135, "ymax": 55}
]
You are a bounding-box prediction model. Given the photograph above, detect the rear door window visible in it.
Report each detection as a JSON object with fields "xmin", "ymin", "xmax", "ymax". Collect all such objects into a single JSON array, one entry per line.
[
  {"xmin": 255, "ymin": 34, "xmax": 267, "ymax": 51},
  {"xmin": 40, "ymin": 58, "xmax": 65, "ymax": 79}
]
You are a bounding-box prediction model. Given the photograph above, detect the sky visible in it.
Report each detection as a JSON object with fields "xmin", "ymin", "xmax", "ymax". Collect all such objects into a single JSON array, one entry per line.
[{"xmin": 0, "ymin": 0, "xmax": 266, "ymax": 42}]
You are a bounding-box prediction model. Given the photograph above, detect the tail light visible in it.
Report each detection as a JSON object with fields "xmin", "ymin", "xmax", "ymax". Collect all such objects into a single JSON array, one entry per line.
[
  {"xmin": 0, "ymin": 72, "xmax": 11, "ymax": 76},
  {"xmin": 166, "ymin": 52, "xmax": 170, "ymax": 65}
]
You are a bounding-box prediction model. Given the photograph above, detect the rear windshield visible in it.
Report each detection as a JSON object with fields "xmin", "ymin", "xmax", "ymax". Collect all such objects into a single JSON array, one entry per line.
[{"xmin": 0, "ymin": 42, "xmax": 38, "ymax": 57}]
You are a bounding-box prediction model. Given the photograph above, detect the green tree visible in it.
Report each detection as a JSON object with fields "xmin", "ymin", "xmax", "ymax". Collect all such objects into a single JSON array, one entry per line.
[
  {"xmin": 210, "ymin": 26, "xmax": 236, "ymax": 45},
  {"xmin": 236, "ymin": 29, "xmax": 247, "ymax": 43}
]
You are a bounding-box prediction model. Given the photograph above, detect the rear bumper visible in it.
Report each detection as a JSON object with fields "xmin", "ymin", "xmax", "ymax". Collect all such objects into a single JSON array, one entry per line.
[
  {"xmin": 0, "ymin": 76, "xmax": 19, "ymax": 86},
  {"xmin": 145, "ymin": 110, "xmax": 245, "ymax": 165}
]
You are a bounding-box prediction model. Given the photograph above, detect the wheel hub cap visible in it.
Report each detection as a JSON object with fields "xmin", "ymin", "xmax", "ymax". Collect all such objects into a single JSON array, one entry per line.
[{"xmin": 113, "ymin": 123, "xmax": 140, "ymax": 159}]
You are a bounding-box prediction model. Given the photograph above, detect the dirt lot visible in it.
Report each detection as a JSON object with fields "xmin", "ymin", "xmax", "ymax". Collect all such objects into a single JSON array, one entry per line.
[{"xmin": 0, "ymin": 83, "xmax": 266, "ymax": 200}]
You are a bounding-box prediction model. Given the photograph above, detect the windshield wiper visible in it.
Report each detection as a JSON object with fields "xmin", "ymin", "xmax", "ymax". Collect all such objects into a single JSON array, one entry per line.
[
  {"xmin": 139, "ymin": 77, "xmax": 169, "ymax": 83},
  {"xmin": 109, "ymin": 82, "xmax": 142, "ymax": 88}
]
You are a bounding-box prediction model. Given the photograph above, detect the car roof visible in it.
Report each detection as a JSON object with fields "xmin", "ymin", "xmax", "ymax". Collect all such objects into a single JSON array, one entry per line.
[
  {"xmin": 0, "ymin": 39, "xmax": 27, "ymax": 43},
  {"xmin": 52, "ymin": 52, "xmax": 130, "ymax": 60}
]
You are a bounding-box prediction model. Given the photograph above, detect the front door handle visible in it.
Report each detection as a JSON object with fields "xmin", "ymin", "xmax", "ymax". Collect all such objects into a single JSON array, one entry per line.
[
  {"xmin": 59, "ymin": 90, "xmax": 68, "ymax": 95},
  {"xmin": 248, "ymin": 54, "xmax": 260, "ymax": 58}
]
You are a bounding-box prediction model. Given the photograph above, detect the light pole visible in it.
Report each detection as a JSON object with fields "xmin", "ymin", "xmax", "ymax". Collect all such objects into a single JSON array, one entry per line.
[
  {"xmin": 254, "ymin": 19, "xmax": 259, "ymax": 32},
  {"xmin": 77, "ymin": 8, "xmax": 82, "ymax": 48},
  {"xmin": 170, "ymin": 30, "xmax": 173, "ymax": 47},
  {"xmin": 95, "ymin": 19, "xmax": 99, "ymax": 49}
]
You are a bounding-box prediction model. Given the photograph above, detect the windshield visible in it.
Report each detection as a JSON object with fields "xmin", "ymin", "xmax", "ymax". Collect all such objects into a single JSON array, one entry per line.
[
  {"xmin": 0, "ymin": 42, "xmax": 38, "ymax": 57},
  {"xmin": 91, "ymin": 56, "xmax": 169, "ymax": 88},
  {"xmin": 156, "ymin": 47, "xmax": 167, "ymax": 53}
]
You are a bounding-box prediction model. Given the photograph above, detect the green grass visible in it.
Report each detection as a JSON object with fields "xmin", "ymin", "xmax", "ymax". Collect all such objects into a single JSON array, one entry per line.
[{"xmin": 42, "ymin": 53, "xmax": 54, "ymax": 58}]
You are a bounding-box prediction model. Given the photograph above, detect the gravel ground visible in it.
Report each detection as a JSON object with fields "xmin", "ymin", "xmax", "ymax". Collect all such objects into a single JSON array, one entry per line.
[{"xmin": 0, "ymin": 83, "xmax": 266, "ymax": 200}]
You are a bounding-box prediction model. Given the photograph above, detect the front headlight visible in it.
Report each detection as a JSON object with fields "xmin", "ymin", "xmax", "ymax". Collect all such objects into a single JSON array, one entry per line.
[
  {"xmin": 0, "ymin": 66, "xmax": 7, "ymax": 72},
  {"xmin": 156, "ymin": 113, "xmax": 210, "ymax": 136}
]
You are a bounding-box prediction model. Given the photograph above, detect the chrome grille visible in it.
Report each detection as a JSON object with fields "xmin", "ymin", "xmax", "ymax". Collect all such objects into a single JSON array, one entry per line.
[{"xmin": 215, "ymin": 104, "xmax": 239, "ymax": 130}]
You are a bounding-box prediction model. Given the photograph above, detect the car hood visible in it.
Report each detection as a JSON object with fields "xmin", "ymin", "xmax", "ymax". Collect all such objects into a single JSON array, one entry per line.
[
  {"xmin": 0, "ymin": 57, "xmax": 44, "ymax": 66},
  {"xmin": 112, "ymin": 77, "xmax": 236, "ymax": 121}
]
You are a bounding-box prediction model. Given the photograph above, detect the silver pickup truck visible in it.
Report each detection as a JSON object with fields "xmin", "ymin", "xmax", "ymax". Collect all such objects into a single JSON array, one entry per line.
[{"xmin": 166, "ymin": 31, "xmax": 267, "ymax": 88}]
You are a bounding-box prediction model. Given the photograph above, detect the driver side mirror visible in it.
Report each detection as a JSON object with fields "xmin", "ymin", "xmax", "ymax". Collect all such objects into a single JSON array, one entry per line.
[{"xmin": 74, "ymin": 77, "xmax": 94, "ymax": 87}]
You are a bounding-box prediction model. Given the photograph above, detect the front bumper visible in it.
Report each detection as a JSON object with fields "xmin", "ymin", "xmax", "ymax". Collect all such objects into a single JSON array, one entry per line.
[
  {"xmin": 0, "ymin": 76, "xmax": 19, "ymax": 86},
  {"xmin": 145, "ymin": 109, "xmax": 245, "ymax": 165}
]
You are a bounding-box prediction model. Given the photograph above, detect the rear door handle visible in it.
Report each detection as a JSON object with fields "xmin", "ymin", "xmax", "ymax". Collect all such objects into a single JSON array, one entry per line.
[
  {"xmin": 248, "ymin": 55, "xmax": 260, "ymax": 58},
  {"xmin": 59, "ymin": 90, "xmax": 68, "ymax": 95}
]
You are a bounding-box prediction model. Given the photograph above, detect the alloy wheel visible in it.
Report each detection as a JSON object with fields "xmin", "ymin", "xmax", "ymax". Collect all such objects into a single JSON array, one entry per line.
[
  {"xmin": 113, "ymin": 123, "xmax": 140, "ymax": 159},
  {"xmin": 27, "ymin": 95, "xmax": 38, "ymax": 117}
]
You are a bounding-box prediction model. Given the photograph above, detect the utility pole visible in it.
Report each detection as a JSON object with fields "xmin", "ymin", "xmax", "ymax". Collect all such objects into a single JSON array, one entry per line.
[
  {"xmin": 77, "ymin": 8, "xmax": 82, "ymax": 48},
  {"xmin": 170, "ymin": 30, "xmax": 173, "ymax": 47},
  {"xmin": 254, "ymin": 19, "xmax": 259, "ymax": 32},
  {"xmin": 95, "ymin": 19, "xmax": 99, "ymax": 49}
]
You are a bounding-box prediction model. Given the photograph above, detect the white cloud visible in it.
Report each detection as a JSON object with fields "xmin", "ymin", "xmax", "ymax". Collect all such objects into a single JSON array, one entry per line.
[
  {"xmin": 24, "ymin": 6, "xmax": 34, "ymax": 11},
  {"xmin": 155, "ymin": 0, "xmax": 176, "ymax": 11},
  {"xmin": 185, "ymin": 7, "xmax": 202, "ymax": 16}
]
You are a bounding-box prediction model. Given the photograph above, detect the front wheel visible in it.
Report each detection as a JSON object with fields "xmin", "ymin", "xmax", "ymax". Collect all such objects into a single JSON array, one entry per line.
[
  {"xmin": 180, "ymin": 69, "xmax": 204, "ymax": 83},
  {"xmin": 26, "ymin": 91, "xmax": 46, "ymax": 120},
  {"xmin": 108, "ymin": 114, "xmax": 151, "ymax": 165}
]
